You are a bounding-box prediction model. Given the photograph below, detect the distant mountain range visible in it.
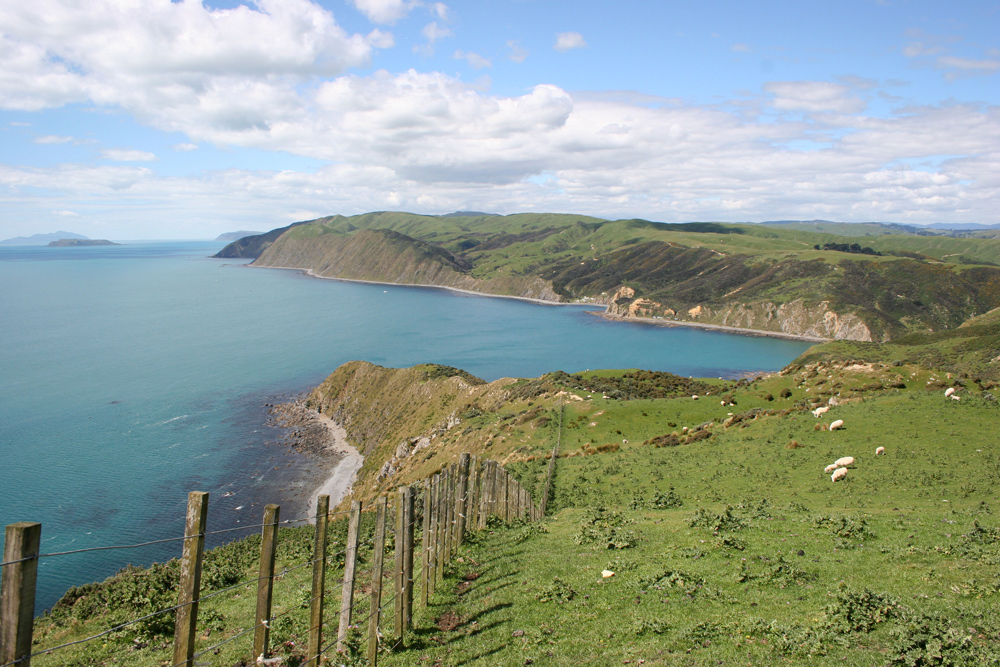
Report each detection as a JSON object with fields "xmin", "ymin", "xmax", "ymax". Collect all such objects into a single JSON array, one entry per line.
[{"xmin": 0, "ymin": 231, "xmax": 89, "ymax": 245}]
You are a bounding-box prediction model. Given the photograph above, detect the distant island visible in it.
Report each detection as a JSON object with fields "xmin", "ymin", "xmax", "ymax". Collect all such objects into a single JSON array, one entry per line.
[
  {"xmin": 1, "ymin": 231, "xmax": 89, "ymax": 245},
  {"xmin": 215, "ymin": 230, "xmax": 265, "ymax": 242},
  {"xmin": 47, "ymin": 239, "xmax": 119, "ymax": 247}
]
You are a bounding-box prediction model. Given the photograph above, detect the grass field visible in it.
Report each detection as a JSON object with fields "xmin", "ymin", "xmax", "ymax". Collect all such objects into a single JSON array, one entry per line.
[{"xmin": 23, "ymin": 355, "xmax": 1000, "ymax": 666}]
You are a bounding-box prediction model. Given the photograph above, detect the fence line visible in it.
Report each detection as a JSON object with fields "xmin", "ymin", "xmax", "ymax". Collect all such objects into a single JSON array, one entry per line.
[{"xmin": 0, "ymin": 454, "xmax": 542, "ymax": 667}]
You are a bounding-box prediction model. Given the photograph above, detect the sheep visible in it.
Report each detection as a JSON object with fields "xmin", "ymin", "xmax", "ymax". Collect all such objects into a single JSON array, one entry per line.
[
  {"xmin": 951, "ymin": 395, "xmax": 961, "ymax": 401},
  {"xmin": 831, "ymin": 467, "xmax": 848, "ymax": 482},
  {"xmin": 692, "ymin": 395, "xmax": 699, "ymax": 400},
  {"xmin": 812, "ymin": 406, "xmax": 830, "ymax": 418},
  {"xmin": 829, "ymin": 419, "xmax": 844, "ymax": 431},
  {"xmin": 834, "ymin": 456, "xmax": 854, "ymax": 467},
  {"xmin": 824, "ymin": 463, "xmax": 838, "ymax": 473},
  {"xmin": 945, "ymin": 387, "xmax": 955, "ymax": 398},
  {"xmin": 875, "ymin": 446, "xmax": 885, "ymax": 455}
]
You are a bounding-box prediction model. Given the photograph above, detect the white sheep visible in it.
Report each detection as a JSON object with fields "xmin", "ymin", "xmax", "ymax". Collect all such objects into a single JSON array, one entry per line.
[
  {"xmin": 831, "ymin": 467, "xmax": 848, "ymax": 482},
  {"xmin": 812, "ymin": 406, "xmax": 830, "ymax": 418},
  {"xmin": 829, "ymin": 419, "xmax": 844, "ymax": 431},
  {"xmin": 875, "ymin": 446, "xmax": 885, "ymax": 456},
  {"xmin": 944, "ymin": 387, "xmax": 955, "ymax": 398},
  {"xmin": 951, "ymin": 395, "xmax": 961, "ymax": 401},
  {"xmin": 834, "ymin": 456, "xmax": 854, "ymax": 467},
  {"xmin": 824, "ymin": 463, "xmax": 838, "ymax": 474},
  {"xmin": 692, "ymin": 395, "xmax": 699, "ymax": 400}
]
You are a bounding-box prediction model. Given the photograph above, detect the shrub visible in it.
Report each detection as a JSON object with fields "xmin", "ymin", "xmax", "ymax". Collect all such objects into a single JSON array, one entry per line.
[
  {"xmin": 535, "ymin": 577, "xmax": 575, "ymax": 604},
  {"xmin": 574, "ymin": 506, "xmax": 641, "ymax": 549},
  {"xmin": 689, "ymin": 506, "xmax": 748, "ymax": 532},
  {"xmin": 824, "ymin": 589, "xmax": 901, "ymax": 634}
]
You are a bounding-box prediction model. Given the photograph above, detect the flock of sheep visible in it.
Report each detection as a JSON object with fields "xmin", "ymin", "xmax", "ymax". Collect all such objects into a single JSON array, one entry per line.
[{"xmin": 818, "ymin": 387, "xmax": 959, "ymax": 482}]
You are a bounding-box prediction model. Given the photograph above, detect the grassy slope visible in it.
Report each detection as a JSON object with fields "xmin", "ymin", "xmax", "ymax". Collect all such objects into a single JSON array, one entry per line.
[{"xmin": 30, "ymin": 342, "xmax": 1000, "ymax": 666}]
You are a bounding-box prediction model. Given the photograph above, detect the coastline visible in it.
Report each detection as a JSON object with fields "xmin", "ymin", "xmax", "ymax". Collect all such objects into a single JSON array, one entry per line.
[
  {"xmin": 595, "ymin": 311, "xmax": 830, "ymax": 343},
  {"xmin": 251, "ymin": 262, "xmax": 830, "ymax": 344},
  {"xmin": 269, "ymin": 398, "xmax": 363, "ymax": 519},
  {"xmin": 250, "ymin": 263, "xmax": 602, "ymax": 308}
]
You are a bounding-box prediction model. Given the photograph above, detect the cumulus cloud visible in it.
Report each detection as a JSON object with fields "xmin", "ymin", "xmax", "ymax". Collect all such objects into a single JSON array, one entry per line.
[
  {"xmin": 454, "ymin": 50, "xmax": 491, "ymax": 69},
  {"xmin": 0, "ymin": 0, "xmax": 380, "ymax": 115},
  {"xmin": 765, "ymin": 81, "xmax": 867, "ymax": 114},
  {"xmin": 554, "ymin": 32, "xmax": 586, "ymax": 53},
  {"xmin": 102, "ymin": 149, "xmax": 157, "ymax": 162}
]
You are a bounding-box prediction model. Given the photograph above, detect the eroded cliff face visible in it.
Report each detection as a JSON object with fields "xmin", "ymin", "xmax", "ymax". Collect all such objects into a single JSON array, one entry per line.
[
  {"xmin": 606, "ymin": 286, "xmax": 874, "ymax": 341},
  {"xmin": 254, "ymin": 229, "xmax": 562, "ymax": 302}
]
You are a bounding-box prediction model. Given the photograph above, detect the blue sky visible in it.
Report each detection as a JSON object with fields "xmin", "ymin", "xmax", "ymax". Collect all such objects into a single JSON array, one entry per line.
[{"xmin": 1, "ymin": 0, "xmax": 998, "ymax": 239}]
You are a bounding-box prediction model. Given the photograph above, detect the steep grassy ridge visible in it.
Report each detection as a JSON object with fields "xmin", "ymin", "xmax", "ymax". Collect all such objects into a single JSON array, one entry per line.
[{"xmin": 220, "ymin": 212, "xmax": 1000, "ymax": 341}]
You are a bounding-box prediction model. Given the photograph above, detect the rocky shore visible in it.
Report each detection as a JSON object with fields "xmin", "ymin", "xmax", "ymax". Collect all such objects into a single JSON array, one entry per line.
[{"xmin": 268, "ymin": 397, "xmax": 363, "ymax": 516}]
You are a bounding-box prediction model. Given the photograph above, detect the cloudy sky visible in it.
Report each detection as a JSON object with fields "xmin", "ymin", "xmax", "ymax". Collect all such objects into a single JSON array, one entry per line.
[{"xmin": 1, "ymin": 0, "xmax": 998, "ymax": 239}]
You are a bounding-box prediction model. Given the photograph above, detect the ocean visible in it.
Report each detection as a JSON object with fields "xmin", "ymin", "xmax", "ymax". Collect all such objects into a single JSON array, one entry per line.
[{"xmin": 0, "ymin": 241, "xmax": 814, "ymax": 610}]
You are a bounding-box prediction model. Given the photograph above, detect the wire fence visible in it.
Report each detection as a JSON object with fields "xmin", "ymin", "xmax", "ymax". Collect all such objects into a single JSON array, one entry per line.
[{"xmin": 0, "ymin": 454, "xmax": 541, "ymax": 667}]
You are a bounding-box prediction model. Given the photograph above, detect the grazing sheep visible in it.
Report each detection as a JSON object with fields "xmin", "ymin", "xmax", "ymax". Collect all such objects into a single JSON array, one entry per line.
[
  {"xmin": 834, "ymin": 456, "xmax": 855, "ymax": 467},
  {"xmin": 951, "ymin": 395, "xmax": 961, "ymax": 401},
  {"xmin": 812, "ymin": 406, "xmax": 830, "ymax": 418},
  {"xmin": 829, "ymin": 419, "xmax": 844, "ymax": 431},
  {"xmin": 831, "ymin": 467, "xmax": 848, "ymax": 482},
  {"xmin": 692, "ymin": 395, "xmax": 699, "ymax": 400},
  {"xmin": 824, "ymin": 463, "xmax": 838, "ymax": 473},
  {"xmin": 945, "ymin": 387, "xmax": 955, "ymax": 398},
  {"xmin": 875, "ymin": 446, "xmax": 885, "ymax": 455}
]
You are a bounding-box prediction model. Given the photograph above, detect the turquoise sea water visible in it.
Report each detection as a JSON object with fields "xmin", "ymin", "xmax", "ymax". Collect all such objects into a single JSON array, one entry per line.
[{"xmin": 0, "ymin": 241, "xmax": 814, "ymax": 609}]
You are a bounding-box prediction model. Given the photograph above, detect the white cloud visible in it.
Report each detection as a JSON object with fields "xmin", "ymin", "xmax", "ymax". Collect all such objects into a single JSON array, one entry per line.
[
  {"xmin": 506, "ymin": 40, "xmax": 528, "ymax": 63},
  {"xmin": 454, "ymin": 50, "xmax": 491, "ymax": 69},
  {"xmin": 173, "ymin": 143, "xmax": 199, "ymax": 152},
  {"xmin": 0, "ymin": 0, "xmax": 380, "ymax": 116},
  {"xmin": 52, "ymin": 210, "xmax": 79, "ymax": 216},
  {"xmin": 349, "ymin": 0, "xmax": 417, "ymax": 25},
  {"xmin": 764, "ymin": 81, "xmax": 867, "ymax": 114},
  {"xmin": 554, "ymin": 32, "xmax": 586, "ymax": 53},
  {"xmin": 102, "ymin": 149, "xmax": 157, "ymax": 162},
  {"xmin": 432, "ymin": 3, "xmax": 450, "ymax": 21},
  {"xmin": 731, "ymin": 43, "xmax": 752, "ymax": 53},
  {"xmin": 34, "ymin": 135, "xmax": 74, "ymax": 144},
  {"xmin": 414, "ymin": 21, "xmax": 452, "ymax": 57}
]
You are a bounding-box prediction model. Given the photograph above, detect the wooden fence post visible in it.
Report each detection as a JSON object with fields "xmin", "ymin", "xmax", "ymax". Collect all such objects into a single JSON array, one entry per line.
[
  {"xmin": 337, "ymin": 501, "xmax": 362, "ymax": 652},
  {"xmin": 467, "ymin": 456, "xmax": 480, "ymax": 532},
  {"xmin": 429, "ymin": 474, "xmax": 440, "ymax": 594},
  {"xmin": 442, "ymin": 466, "xmax": 453, "ymax": 564},
  {"xmin": 253, "ymin": 504, "xmax": 280, "ymax": 661},
  {"xmin": 306, "ymin": 495, "xmax": 329, "ymax": 667},
  {"xmin": 173, "ymin": 491, "xmax": 208, "ymax": 667},
  {"xmin": 1, "ymin": 522, "xmax": 41, "ymax": 667},
  {"xmin": 455, "ymin": 454, "xmax": 470, "ymax": 548},
  {"xmin": 368, "ymin": 496, "xmax": 388, "ymax": 666},
  {"xmin": 393, "ymin": 488, "xmax": 404, "ymax": 641},
  {"xmin": 421, "ymin": 481, "xmax": 432, "ymax": 605},
  {"xmin": 401, "ymin": 485, "xmax": 414, "ymax": 631}
]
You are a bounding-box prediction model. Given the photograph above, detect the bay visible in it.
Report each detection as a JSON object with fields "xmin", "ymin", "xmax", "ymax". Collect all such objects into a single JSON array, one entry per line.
[{"xmin": 0, "ymin": 241, "xmax": 814, "ymax": 609}]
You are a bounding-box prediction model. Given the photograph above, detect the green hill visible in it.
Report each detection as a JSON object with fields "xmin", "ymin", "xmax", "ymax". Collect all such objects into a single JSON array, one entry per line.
[{"xmin": 217, "ymin": 212, "xmax": 1000, "ymax": 341}]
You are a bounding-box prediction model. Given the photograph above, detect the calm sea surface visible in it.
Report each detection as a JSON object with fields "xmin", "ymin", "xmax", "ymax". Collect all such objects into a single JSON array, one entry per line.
[{"xmin": 0, "ymin": 241, "xmax": 814, "ymax": 609}]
